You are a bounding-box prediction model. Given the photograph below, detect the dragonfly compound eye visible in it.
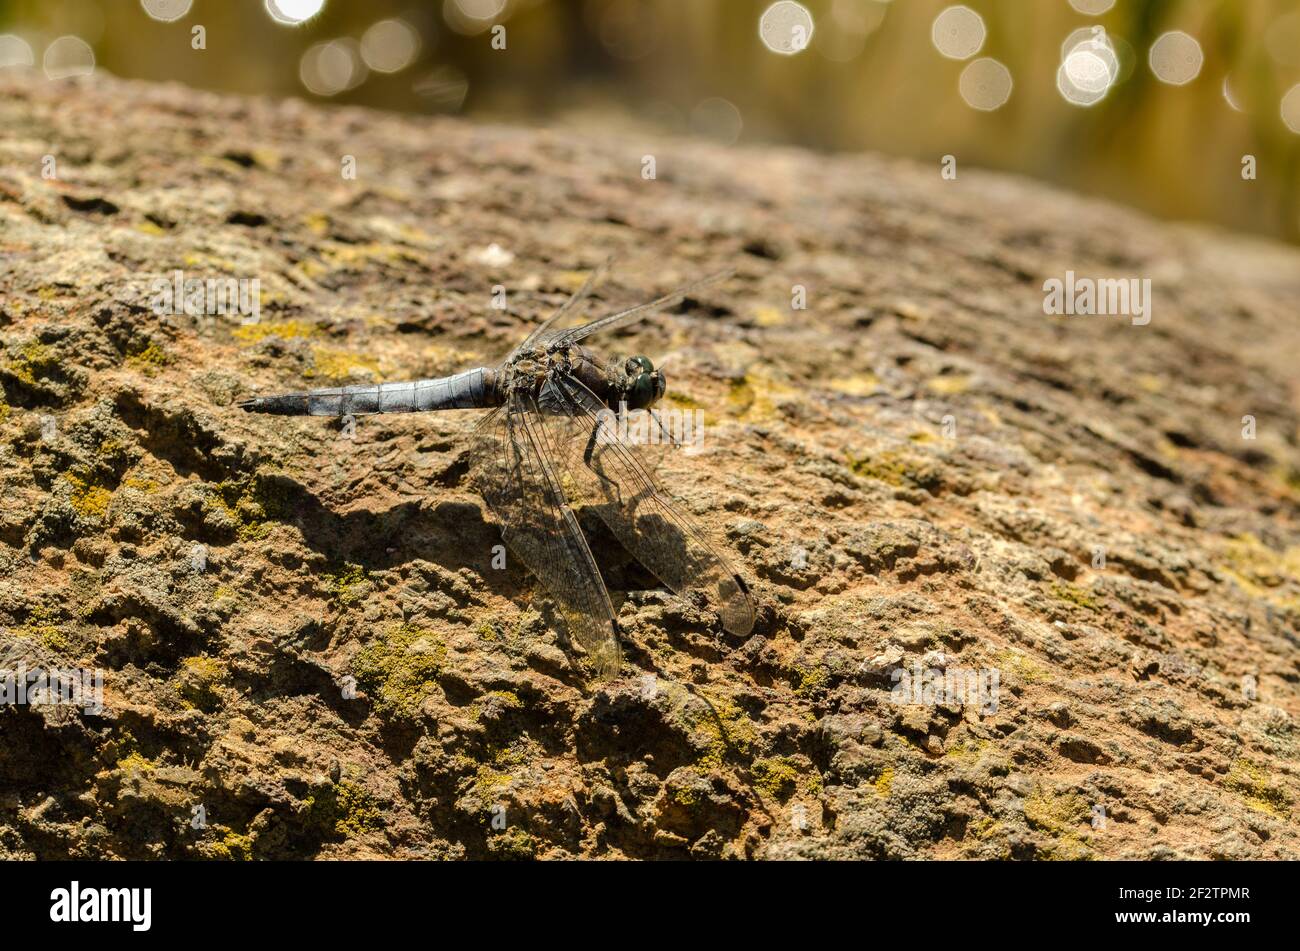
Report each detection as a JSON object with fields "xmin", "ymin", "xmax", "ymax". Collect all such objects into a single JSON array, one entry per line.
[
  {"xmin": 627, "ymin": 372, "xmax": 657, "ymax": 409},
  {"xmin": 628, "ymin": 355, "xmax": 654, "ymax": 374}
]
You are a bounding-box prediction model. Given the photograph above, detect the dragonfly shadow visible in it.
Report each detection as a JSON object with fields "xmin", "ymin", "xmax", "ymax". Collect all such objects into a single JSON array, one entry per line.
[
  {"xmin": 254, "ymin": 474, "xmax": 524, "ymax": 598},
  {"xmin": 573, "ymin": 504, "xmax": 669, "ymax": 593},
  {"xmin": 244, "ymin": 473, "xmax": 744, "ymax": 696}
]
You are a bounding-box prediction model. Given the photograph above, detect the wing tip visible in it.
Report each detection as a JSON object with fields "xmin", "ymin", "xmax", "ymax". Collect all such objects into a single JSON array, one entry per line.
[
  {"xmin": 721, "ymin": 576, "xmax": 756, "ymax": 637},
  {"xmin": 588, "ymin": 624, "xmax": 624, "ymax": 679}
]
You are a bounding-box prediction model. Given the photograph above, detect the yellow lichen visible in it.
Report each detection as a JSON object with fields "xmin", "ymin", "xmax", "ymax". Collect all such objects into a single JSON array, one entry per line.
[
  {"xmin": 874, "ymin": 765, "xmax": 895, "ymax": 797},
  {"xmin": 665, "ymin": 391, "xmax": 703, "ymax": 410},
  {"xmin": 17, "ymin": 605, "xmax": 69, "ymax": 654},
  {"xmin": 117, "ymin": 752, "xmax": 156, "ymax": 774},
  {"xmin": 926, "ymin": 375, "xmax": 971, "ymax": 395},
  {"xmin": 1024, "ymin": 788, "xmax": 1090, "ymax": 836},
  {"xmin": 726, "ymin": 369, "xmax": 798, "ymax": 422},
  {"xmin": 125, "ymin": 341, "xmax": 169, "ymax": 374},
  {"xmin": 121, "ymin": 476, "xmax": 159, "ymax": 492},
  {"xmin": 301, "ymin": 242, "xmax": 426, "ymax": 282},
  {"xmin": 474, "ymin": 765, "xmax": 515, "ymax": 800},
  {"xmin": 304, "ymin": 781, "xmax": 383, "ymax": 839},
  {"xmin": 203, "ymin": 476, "xmax": 295, "ymax": 541},
  {"xmin": 1022, "ymin": 786, "xmax": 1096, "ymax": 860},
  {"xmin": 752, "ymin": 756, "xmax": 820, "ymax": 800},
  {"xmin": 847, "ymin": 450, "xmax": 941, "ymax": 491},
  {"xmin": 231, "ymin": 320, "xmax": 320, "ymax": 344},
  {"xmin": 487, "ymin": 826, "xmax": 537, "ymax": 859},
  {"xmin": 679, "ymin": 688, "xmax": 756, "ymax": 771},
  {"xmin": 7, "ymin": 341, "xmax": 59, "ymax": 387},
  {"xmin": 793, "ymin": 664, "xmax": 829, "ymax": 698},
  {"xmin": 306, "ymin": 346, "xmax": 382, "ymax": 382},
  {"xmin": 968, "ymin": 815, "xmax": 1001, "ymax": 840},
  {"xmin": 326, "ymin": 562, "xmax": 371, "ymax": 605},
  {"xmin": 1218, "ymin": 534, "xmax": 1300, "ymax": 611},
  {"xmin": 64, "ymin": 473, "xmax": 112, "ymax": 519},
  {"xmin": 1050, "ymin": 580, "xmax": 1101, "ymax": 611},
  {"xmin": 176, "ymin": 656, "xmax": 227, "ymax": 710},
  {"xmin": 471, "ymin": 690, "xmax": 522, "ymax": 720},
  {"xmin": 827, "ymin": 375, "xmax": 881, "ymax": 396},
  {"xmin": 37, "ymin": 626, "xmax": 73, "ymax": 653},
  {"xmin": 552, "ymin": 269, "xmax": 594, "ymax": 292},
  {"xmin": 471, "ymin": 744, "xmax": 529, "ymax": 804},
  {"xmin": 945, "ymin": 737, "xmax": 991, "ymax": 764},
  {"xmin": 1224, "ymin": 759, "xmax": 1292, "ymax": 818},
  {"xmin": 352, "ymin": 623, "xmax": 446, "ymax": 718},
  {"xmin": 208, "ymin": 831, "xmax": 254, "ymax": 861},
  {"xmin": 998, "ymin": 649, "xmax": 1050, "ymax": 685}
]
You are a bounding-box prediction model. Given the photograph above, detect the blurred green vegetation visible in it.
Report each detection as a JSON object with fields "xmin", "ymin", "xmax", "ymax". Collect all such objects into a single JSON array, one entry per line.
[{"xmin": 2, "ymin": 0, "xmax": 1299, "ymax": 241}]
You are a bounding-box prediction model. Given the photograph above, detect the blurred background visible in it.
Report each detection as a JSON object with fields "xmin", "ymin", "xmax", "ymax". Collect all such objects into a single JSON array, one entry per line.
[{"xmin": 2, "ymin": 0, "xmax": 1299, "ymax": 242}]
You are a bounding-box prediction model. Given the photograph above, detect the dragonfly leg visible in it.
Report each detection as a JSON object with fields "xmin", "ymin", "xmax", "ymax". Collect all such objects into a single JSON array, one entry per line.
[{"xmin": 582, "ymin": 418, "xmax": 626, "ymax": 497}]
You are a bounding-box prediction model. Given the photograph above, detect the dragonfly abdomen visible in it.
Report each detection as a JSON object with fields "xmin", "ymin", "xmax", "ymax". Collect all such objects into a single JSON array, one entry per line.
[{"xmin": 240, "ymin": 368, "xmax": 500, "ymax": 416}]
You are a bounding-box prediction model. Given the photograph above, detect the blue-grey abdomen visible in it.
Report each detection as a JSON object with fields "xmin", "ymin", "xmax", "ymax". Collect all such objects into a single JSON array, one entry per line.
[{"xmin": 240, "ymin": 368, "xmax": 497, "ymax": 416}]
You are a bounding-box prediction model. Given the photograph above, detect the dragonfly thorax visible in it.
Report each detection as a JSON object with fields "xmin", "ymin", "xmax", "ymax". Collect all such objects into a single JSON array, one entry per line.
[{"xmin": 502, "ymin": 345, "xmax": 665, "ymax": 412}]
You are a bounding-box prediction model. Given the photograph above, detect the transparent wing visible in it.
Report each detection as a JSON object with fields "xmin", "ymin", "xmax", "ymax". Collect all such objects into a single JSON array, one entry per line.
[
  {"xmin": 630, "ymin": 407, "xmax": 679, "ymax": 477},
  {"xmin": 510, "ymin": 258, "xmax": 612, "ymax": 359},
  {"xmin": 535, "ymin": 373, "xmax": 755, "ymax": 637},
  {"xmin": 546, "ymin": 270, "xmax": 732, "ymax": 347},
  {"xmin": 469, "ymin": 394, "xmax": 622, "ymax": 677}
]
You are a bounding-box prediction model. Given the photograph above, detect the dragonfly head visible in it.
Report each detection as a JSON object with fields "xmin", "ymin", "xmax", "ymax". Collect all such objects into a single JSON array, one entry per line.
[{"xmin": 622, "ymin": 354, "xmax": 666, "ymax": 410}]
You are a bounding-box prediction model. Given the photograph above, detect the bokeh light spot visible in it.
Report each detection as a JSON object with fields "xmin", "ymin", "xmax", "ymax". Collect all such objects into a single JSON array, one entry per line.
[
  {"xmin": 413, "ymin": 65, "xmax": 469, "ymax": 111},
  {"xmin": 1107, "ymin": 34, "xmax": 1137, "ymax": 84},
  {"xmin": 1282, "ymin": 84, "xmax": 1300, "ymax": 134},
  {"xmin": 759, "ymin": 2, "xmax": 815, "ymax": 56},
  {"xmin": 43, "ymin": 36, "xmax": 95, "ymax": 80},
  {"xmin": 266, "ymin": 0, "xmax": 326, "ymax": 27},
  {"xmin": 1266, "ymin": 12, "xmax": 1300, "ymax": 67},
  {"xmin": 1056, "ymin": 26, "xmax": 1123, "ymax": 105},
  {"xmin": 815, "ymin": 0, "xmax": 885, "ymax": 62},
  {"xmin": 457, "ymin": 0, "xmax": 506, "ymax": 18},
  {"xmin": 1222, "ymin": 75, "xmax": 1243, "ymax": 113},
  {"xmin": 444, "ymin": 0, "xmax": 505, "ymax": 36},
  {"xmin": 691, "ymin": 97, "xmax": 744, "ymax": 145},
  {"xmin": 1057, "ymin": 64, "xmax": 1105, "ymax": 106},
  {"xmin": 1148, "ymin": 31, "xmax": 1202, "ymax": 85},
  {"xmin": 0, "ymin": 34, "xmax": 35, "ymax": 69},
  {"xmin": 959, "ymin": 57, "xmax": 1012, "ymax": 111},
  {"xmin": 932, "ymin": 6, "xmax": 985, "ymax": 61},
  {"xmin": 300, "ymin": 40, "xmax": 365, "ymax": 96},
  {"xmin": 1068, "ymin": 0, "xmax": 1115, "ymax": 14},
  {"xmin": 360, "ymin": 19, "xmax": 421, "ymax": 74},
  {"xmin": 140, "ymin": 0, "xmax": 193, "ymax": 23},
  {"xmin": 1064, "ymin": 48, "xmax": 1110, "ymax": 95}
]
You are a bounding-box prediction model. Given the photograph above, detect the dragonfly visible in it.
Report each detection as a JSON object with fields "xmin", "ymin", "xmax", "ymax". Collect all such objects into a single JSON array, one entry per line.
[{"xmin": 240, "ymin": 263, "xmax": 755, "ymax": 677}]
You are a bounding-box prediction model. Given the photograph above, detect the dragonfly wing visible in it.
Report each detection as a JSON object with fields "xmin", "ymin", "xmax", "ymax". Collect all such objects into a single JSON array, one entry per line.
[
  {"xmin": 469, "ymin": 395, "xmax": 622, "ymax": 676},
  {"xmin": 511, "ymin": 257, "xmax": 612, "ymax": 358},
  {"xmin": 537, "ymin": 374, "xmax": 755, "ymax": 637},
  {"xmin": 551, "ymin": 270, "xmax": 733, "ymax": 346}
]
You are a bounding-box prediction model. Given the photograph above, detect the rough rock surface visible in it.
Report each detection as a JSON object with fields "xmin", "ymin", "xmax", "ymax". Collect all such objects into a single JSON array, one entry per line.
[{"xmin": 2, "ymin": 74, "xmax": 1299, "ymax": 860}]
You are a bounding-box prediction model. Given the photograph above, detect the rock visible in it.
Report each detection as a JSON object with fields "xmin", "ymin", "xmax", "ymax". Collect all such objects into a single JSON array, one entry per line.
[
  {"xmin": 1044, "ymin": 702, "xmax": 1072, "ymax": 728},
  {"xmin": 1, "ymin": 71, "xmax": 1297, "ymax": 861}
]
